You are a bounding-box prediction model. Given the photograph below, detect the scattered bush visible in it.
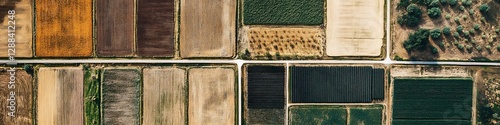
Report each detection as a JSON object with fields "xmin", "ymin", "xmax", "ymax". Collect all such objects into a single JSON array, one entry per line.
[
  {"xmin": 469, "ymin": 29, "xmax": 475, "ymax": 34},
  {"xmin": 398, "ymin": 0, "xmax": 411, "ymax": 8},
  {"xmin": 454, "ymin": 17, "xmax": 460, "ymax": 23},
  {"xmin": 474, "ymin": 24, "xmax": 481, "ymax": 30},
  {"xmin": 479, "ymin": 4, "xmax": 490, "ymax": 12},
  {"xmin": 403, "ymin": 29, "xmax": 430, "ymax": 51},
  {"xmin": 471, "ymin": 40, "xmax": 476, "ymax": 44},
  {"xmin": 457, "ymin": 25, "xmax": 464, "ymax": 32},
  {"xmin": 486, "ymin": 45, "xmax": 491, "ymax": 50},
  {"xmin": 459, "ymin": 6, "xmax": 465, "ymax": 11},
  {"xmin": 461, "ymin": 0, "xmax": 472, "ymax": 6},
  {"xmin": 429, "ymin": 0, "xmax": 441, "ymax": 7},
  {"xmin": 464, "ymin": 31, "xmax": 470, "ymax": 36},
  {"xmin": 482, "ymin": 35, "xmax": 487, "ymax": 39},
  {"xmin": 430, "ymin": 28, "xmax": 442, "ymax": 39},
  {"xmin": 496, "ymin": 29, "xmax": 500, "ymax": 33},
  {"xmin": 449, "ymin": 0, "xmax": 458, "ymax": 6},
  {"xmin": 469, "ymin": 9, "xmax": 474, "ymax": 14},
  {"xmin": 428, "ymin": 7, "xmax": 442, "ymax": 18},
  {"xmin": 466, "ymin": 45, "xmax": 472, "ymax": 50},
  {"xmin": 445, "ymin": 14, "xmax": 451, "ymax": 19},
  {"xmin": 454, "ymin": 32, "xmax": 460, "ymax": 37},
  {"xmin": 462, "ymin": 15, "xmax": 468, "ymax": 20},
  {"xmin": 481, "ymin": 17, "xmax": 486, "ymax": 22},
  {"xmin": 454, "ymin": 41, "xmax": 459, "ymax": 45},
  {"xmin": 464, "ymin": 39, "xmax": 469, "ymax": 42},
  {"xmin": 477, "ymin": 46, "xmax": 482, "ymax": 51},
  {"xmin": 458, "ymin": 44, "xmax": 464, "ymax": 49},
  {"xmin": 443, "ymin": 27, "xmax": 451, "ymax": 35}
]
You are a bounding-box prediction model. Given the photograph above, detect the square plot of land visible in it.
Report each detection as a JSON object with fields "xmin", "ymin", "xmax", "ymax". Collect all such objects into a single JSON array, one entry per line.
[
  {"xmin": 101, "ymin": 68, "xmax": 141, "ymax": 125},
  {"xmin": 326, "ymin": 0, "xmax": 384, "ymax": 56},
  {"xmin": 180, "ymin": 0, "xmax": 236, "ymax": 58},
  {"xmin": 188, "ymin": 68, "xmax": 235, "ymax": 125},
  {"xmin": 143, "ymin": 67, "xmax": 186, "ymax": 125},
  {"xmin": 0, "ymin": 68, "xmax": 32, "ymax": 124},
  {"xmin": 37, "ymin": 67, "xmax": 83, "ymax": 125}
]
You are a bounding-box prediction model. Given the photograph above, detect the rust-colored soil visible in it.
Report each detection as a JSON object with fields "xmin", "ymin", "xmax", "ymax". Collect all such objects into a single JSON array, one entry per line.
[
  {"xmin": 0, "ymin": 0, "xmax": 32, "ymax": 57},
  {"xmin": 0, "ymin": 68, "xmax": 32, "ymax": 124},
  {"xmin": 35, "ymin": 0, "xmax": 93, "ymax": 57}
]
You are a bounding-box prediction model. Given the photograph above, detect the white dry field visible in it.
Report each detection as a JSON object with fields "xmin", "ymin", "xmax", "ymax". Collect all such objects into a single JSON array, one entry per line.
[
  {"xmin": 188, "ymin": 68, "xmax": 235, "ymax": 125},
  {"xmin": 37, "ymin": 67, "xmax": 83, "ymax": 125},
  {"xmin": 143, "ymin": 67, "xmax": 186, "ymax": 125},
  {"xmin": 0, "ymin": 0, "xmax": 32, "ymax": 57},
  {"xmin": 326, "ymin": 0, "xmax": 384, "ymax": 56}
]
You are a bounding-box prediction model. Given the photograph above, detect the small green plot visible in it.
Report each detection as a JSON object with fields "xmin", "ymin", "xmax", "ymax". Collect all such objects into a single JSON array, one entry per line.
[
  {"xmin": 243, "ymin": 0, "xmax": 324, "ymax": 25},
  {"xmin": 289, "ymin": 106, "xmax": 347, "ymax": 125},
  {"xmin": 349, "ymin": 106, "xmax": 383, "ymax": 125},
  {"xmin": 84, "ymin": 68, "xmax": 101, "ymax": 125}
]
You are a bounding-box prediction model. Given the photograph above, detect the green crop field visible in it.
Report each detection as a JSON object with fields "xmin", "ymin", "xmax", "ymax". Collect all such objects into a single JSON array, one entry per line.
[
  {"xmin": 84, "ymin": 68, "xmax": 101, "ymax": 125},
  {"xmin": 393, "ymin": 78, "xmax": 473, "ymax": 124},
  {"xmin": 289, "ymin": 106, "xmax": 347, "ymax": 125},
  {"xmin": 349, "ymin": 106, "xmax": 383, "ymax": 125},
  {"xmin": 392, "ymin": 120, "xmax": 472, "ymax": 125},
  {"xmin": 243, "ymin": 0, "xmax": 324, "ymax": 25}
]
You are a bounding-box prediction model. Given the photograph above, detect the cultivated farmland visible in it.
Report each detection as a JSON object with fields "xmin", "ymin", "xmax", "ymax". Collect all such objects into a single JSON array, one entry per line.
[
  {"xmin": 143, "ymin": 67, "xmax": 186, "ymax": 125},
  {"xmin": 289, "ymin": 106, "xmax": 347, "ymax": 125},
  {"xmin": 392, "ymin": 78, "xmax": 473, "ymax": 124},
  {"xmin": 137, "ymin": 0, "xmax": 175, "ymax": 57},
  {"xmin": 96, "ymin": 0, "xmax": 135, "ymax": 57},
  {"xmin": 326, "ymin": 0, "xmax": 385, "ymax": 57},
  {"xmin": 84, "ymin": 67, "xmax": 100, "ymax": 125},
  {"xmin": 101, "ymin": 68, "xmax": 141, "ymax": 125},
  {"xmin": 243, "ymin": 0, "xmax": 324, "ymax": 25},
  {"xmin": 37, "ymin": 67, "xmax": 84, "ymax": 125},
  {"xmin": 188, "ymin": 68, "xmax": 235, "ymax": 125},
  {"xmin": 0, "ymin": 68, "xmax": 32, "ymax": 124},
  {"xmin": 180, "ymin": 0, "xmax": 236, "ymax": 58},
  {"xmin": 0, "ymin": 0, "xmax": 32, "ymax": 57},
  {"xmin": 35, "ymin": 0, "xmax": 93, "ymax": 57},
  {"xmin": 240, "ymin": 27, "xmax": 324, "ymax": 59},
  {"xmin": 244, "ymin": 65, "xmax": 285, "ymax": 124},
  {"xmin": 349, "ymin": 107, "xmax": 383, "ymax": 125}
]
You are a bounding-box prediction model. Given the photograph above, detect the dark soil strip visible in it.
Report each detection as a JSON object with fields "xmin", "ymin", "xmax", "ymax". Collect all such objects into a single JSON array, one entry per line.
[
  {"xmin": 96, "ymin": 0, "xmax": 134, "ymax": 57},
  {"xmin": 246, "ymin": 65, "xmax": 285, "ymax": 124},
  {"xmin": 137, "ymin": 0, "xmax": 175, "ymax": 57},
  {"xmin": 101, "ymin": 69, "xmax": 141, "ymax": 125}
]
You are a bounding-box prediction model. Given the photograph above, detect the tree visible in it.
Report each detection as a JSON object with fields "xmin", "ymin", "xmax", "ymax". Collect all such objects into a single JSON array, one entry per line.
[
  {"xmin": 457, "ymin": 25, "xmax": 464, "ymax": 32},
  {"xmin": 407, "ymin": 4, "xmax": 422, "ymax": 16},
  {"xmin": 441, "ymin": 0, "xmax": 448, "ymax": 4},
  {"xmin": 479, "ymin": 4, "xmax": 490, "ymax": 12},
  {"xmin": 474, "ymin": 24, "xmax": 481, "ymax": 30},
  {"xmin": 428, "ymin": 7, "xmax": 442, "ymax": 18},
  {"xmin": 398, "ymin": 0, "xmax": 411, "ymax": 8},
  {"xmin": 403, "ymin": 29, "xmax": 431, "ymax": 51},
  {"xmin": 443, "ymin": 27, "xmax": 451, "ymax": 35},
  {"xmin": 461, "ymin": 0, "xmax": 472, "ymax": 6},
  {"xmin": 429, "ymin": 0, "xmax": 441, "ymax": 7},
  {"xmin": 430, "ymin": 28, "xmax": 442, "ymax": 39},
  {"xmin": 449, "ymin": 0, "xmax": 458, "ymax": 6},
  {"xmin": 454, "ymin": 32, "xmax": 460, "ymax": 37}
]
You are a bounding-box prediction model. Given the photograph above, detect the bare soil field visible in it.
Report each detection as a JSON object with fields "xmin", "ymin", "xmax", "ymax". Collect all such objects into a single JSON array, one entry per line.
[
  {"xmin": 239, "ymin": 26, "xmax": 324, "ymax": 59},
  {"xmin": 0, "ymin": 0, "xmax": 32, "ymax": 57},
  {"xmin": 35, "ymin": 0, "xmax": 93, "ymax": 57},
  {"xmin": 392, "ymin": 0, "xmax": 500, "ymax": 60},
  {"xmin": 96, "ymin": 0, "xmax": 135, "ymax": 57},
  {"xmin": 326, "ymin": 0, "xmax": 385, "ymax": 57},
  {"xmin": 137, "ymin": 0, "xmax": 175, "ymax": 57},
  {"xmin": 143, "ymin": 67, "xmax": 186, "ymax": 125},
  {"xmin": 188, "ymin": 68, "xmax": 235, "ymax": 125},
  {"xmin": 37, "ymin": 67, "xmax": 83, "ymax": 125},
  {"xmin": 180, "ymin": 0, "xmax": 236, "ymax": 58},
  {"xmin": 0, "ymin": 68, "xmax": 32, "ymax": 124},
  {"xmin": 101, "ymin": 68, "xmax": 141, "ymax": 125}
]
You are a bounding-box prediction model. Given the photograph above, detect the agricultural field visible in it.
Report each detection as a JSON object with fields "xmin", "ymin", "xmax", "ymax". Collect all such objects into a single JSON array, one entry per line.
[
  {"xmin": 188, "ymin": 68, "xmax": 236, "ymax": 124},
  {"xmin": 35, "ymin": 0, "xmax": 93, "ymax": 57},
  {"xmin": 37, "ymin": 67, "xmax": 84, "ymax": 125},
  {"xmin": 243, "ymin": 0, "xmax": 324, "ymax": 25},
  {"xmin": 180, "ymin": 0, "xmax": 235, "ymax": 58},
  {"xmin": 96, "ymin": 0, "xmax": 135, "ymax": 57},
  {"xmin": 0, "ymin": 0, "xmax": 32, "ymax": 57},
  {"xmin": 392, "ymin": 0, "xmax": 500, "ymax": 61},
  {"xmin": 326, "ymin": 0, "xmax": 385, "ymax": 57},
  {"xmin": 136, "ymin": 0, "xmax": 175, "ymax": 57},
  {"xmin": 143, "ymin": 67, "xmax": 186, "ymax": 125},
  {"xmin": 244, "ymin": 65, "xmax": 285, "ymax": 124},
  {"xmin": 392, "ymin": 78, "xmax": 473, "ymax": 124},
  {"xmin": 101, "ymin": 68, "xmax": 141, "ymax": 125},
  {"xmin": 476, "ymin": 67, "xmax": 500, "ymax": 125},
  {"xmin": 0, "ymin": 68, "xmax": 32, "ymax": 124},
  {"xmin": 289, "ymin": 106, "xmax": 383, "ymax": 125},
  {"xmin": 290, "ymin": 65, "xmax": 385, "ymax": 103},
  {"xmin": 84, "ymin": 67, "xmax": 100, "ymax": 125},
  {"xmin": 239, "ymin": 27, "xmax": 324, "ymax": 59}
]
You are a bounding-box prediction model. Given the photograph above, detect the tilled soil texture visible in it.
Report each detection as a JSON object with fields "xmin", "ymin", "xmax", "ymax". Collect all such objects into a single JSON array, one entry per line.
[
  {"xmin": 188, "ymin": 68, "xmax": 235, "ymax": 125},
  {"xmin": 35, "ymin": 0, "xmax": 93, "ymax": 57},
  {"xmin": 137, "ymin": 0, "xmax": 175, "ymax": 57},
  {"xmin": 180, "ymin": 0, "xmax": 236, "ymax": 58},
  {"xmin": 241, "ymin": 27, "xmax": 324, "ymax": 58},
  {"xmin": 37, "ymin": 67, "xmax": 84, "ymax": 125},
  {"xmin": 326, "ymin": 0, "xmax": 385, "ymax": 57},
  {"xmin": 96, "ymin": 0, "xmax": 134, "ymax": 57},
  {"xmin": 101, "ymin": 68, "xmax": 141, "ymax": 125},
  {"xmin": 0, "ymin": 68, "xmax": 32, "ymax": 124},
  {"xmin": 0, "ymin": 0, "xmax": 32, "ymax": 57},
  {"xmin": 143, "ymin": 67, "xmax": 186, "ymax": 125}
]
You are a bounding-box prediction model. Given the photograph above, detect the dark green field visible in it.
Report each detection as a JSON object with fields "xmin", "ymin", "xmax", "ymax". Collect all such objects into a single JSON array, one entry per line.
[
  {"xmin": 289, "ymin": 106, "xmax": 347, "ymax": 125},
  {"xmin": 393, "ymin": 78, "xmax": 473, "ymax": 124},
  {"xmin": 84, "ymin": 68, "xmax": 100, "ymax": 125},
  {"xmin": 349, "ymin": 106, "xmax": 383, "ymax": 125},
  {"xmin": 243, "ymin": 0, "xmax": 324, "ymax": 25}
]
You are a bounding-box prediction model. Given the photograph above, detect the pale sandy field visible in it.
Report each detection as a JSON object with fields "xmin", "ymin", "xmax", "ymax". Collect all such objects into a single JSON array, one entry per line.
[{"xmin": 0, "ymin": 0, "xmax": 32, "ymax": 57}]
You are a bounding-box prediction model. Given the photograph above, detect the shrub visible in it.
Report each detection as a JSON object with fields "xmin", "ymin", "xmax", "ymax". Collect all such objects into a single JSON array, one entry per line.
[
  {"xmin": 428, "ymin": 7, "xmax": 442, "ymax": 18},
  {"xmin": 445, "ymin": 14, "xmax": 451, "ymax": 19},
  {"xmin": 476, "ymin": 46, "xmax": 482, "ymax": 51},
  {"xmin": 429, "ymin": 0, "xmax": 441, "ymax": 7},
  {"xmin": 431, "ymin": 46, "xmax": 439, "ymax": 54},
  {"xmin": 462, "ymin": 15, "xmax": 468, "ymax": 20},
  {"xmin": 457, "ymin": 25, "xmax": 464, "ymax": 32},
  {"xmin": 479, "ymin": 4, "xmax": 490, "ymax": 12},
  {"xmin": 403, "ymin": 29, "xmax": 430, "ymax": 51},
  {"xmin": 454, "ymin": 32, "xmax": 460, "ymax": 37},
  {"xmin": 454, "ymin": 17, "xmax": 460, "ymax": 23},
  {"xmin": 466, "ymin": 45, "xmax": 472, "ymax": 50},
  {"xmin": 482, "ymin": 35, "xmax": 486, "ymax": 39},
  {"xmin": 469, "ymin": 29, "xmax": 475, "ymax": 34},
  {"xmin": 459, "ymin": 6, "xmax": 465, "ymax": 11},
  {"xmin": 443, "ymin": 27, "xmax": 451, "ymax": 35},
  {"xmin": 461, "ymin": 0, "xmax": 472, "ymax": 6},
  {"xmin": 458, "ymin": 44, "xmax": 464, "ymax": 49},
  {"xmin": 454, "ymin": 40, "xmax": 459, "ymax": 45},
  {"xmin": 469, "ymin": 9, "xmax": 474, "ymax": 14},
  {"xmin": 449, "ymin": 0, "xmax": 458, "ymax": 6},
  {"xmin": 464, "ymin": 31, "xmax": 470, "ymax": 36},
  {"xmin": 464, "ymin": 39, "xmax": 469, "ymax": 42},
  {"xmin": 471, "ymin": 40, "xmax": 476, "ymax": 44},
  {"xmin": 430, "ymin": 28, "xmax": 442, "ymax": 39},
  {"xmin": 474, "ymin": 24, "xmax": 481, "ymax": 30},
  {"xmin": 481, "ymin": 17, "xmax": 486, "ymax": 22},
  {"xmin": 398, "ymin": 0, "xmax": 411, "ymax": 8},
  {"xmin": 486, "ymin": 45, "xmax": 491, "ymax": 50}
]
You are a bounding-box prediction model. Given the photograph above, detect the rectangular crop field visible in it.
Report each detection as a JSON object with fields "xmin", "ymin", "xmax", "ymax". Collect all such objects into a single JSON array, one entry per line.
[
  {"xmin": 96, "ymin": 0, "xmax": 135, "ymax": 57},
  {"xmin": 326, "ymin": 0, "xmax": 384, "ymax": 56},
  {"xmin": 290, "ymin": 66, "xmax": 384, "ymax": 103},
  {"xmin": 84, "ymin": 68, "xmax": 100, "ymax": 125},
  {"xmin": 349, "ymin": 106, "xmax": 383, "ymax": 125},
  {"xmin": 0, "ymin": 69, "xmax": 32, "ymax": 124},
  {"xmin": 392, "ymin": 78, "xmax": 473, "ymax": 123},
  {"xmin": 143, "ymin": 67, "xmax": 186, "ymax": 125},
  {"xmin": 289, "ymin": 106, "xmax": 347, "ymax": 125},
  {"xmin": 35, "ymin": 0, "xmax": 93, "ymax": 57},
  {"xmin": 0, "ymin": 0, "xmax": 32, "ymax": 57},
  {"xmin": 180, "ymin": 0, "xmax": 235, "ymax": 58},
  {"xmin": 37, "ymin": 67, "xmax": 83, "ymax": 125},
  {"xmin": 101, "ymin": 68, "xmax": 141, "ymax": 125},
  {"xmin": 245, "ymin": 65, "xmax": 285, "ymax": 124},
  {"xmin": 188, "ymin": 68, "xmax": 235, "ymax": 125},
  {"xmin": 137, "ymin": 0, "xmax": 175, "ymax": 57},
  {"xmin": 243, "ymin": 0, "xmax": 323, "ymax": 25}
]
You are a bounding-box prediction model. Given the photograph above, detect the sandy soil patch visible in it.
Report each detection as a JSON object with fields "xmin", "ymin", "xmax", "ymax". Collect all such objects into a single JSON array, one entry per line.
[
  {"xmin": 0, "ymin": 0, "xmax": 32, "ymax": 57},
  {"xmin": 0, "ymin": 68, "xmax": 32, "ymax": 124}
]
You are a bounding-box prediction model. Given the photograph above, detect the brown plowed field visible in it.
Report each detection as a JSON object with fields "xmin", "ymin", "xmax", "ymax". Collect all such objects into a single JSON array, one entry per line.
[
  {"xmin": 0, "ymin": 0, "xmax": 32, "ymax": 57},
  {"xmin": 0, "ymin": 68, "xmax": 32, "ymax": 124},
  {"xmin": 101, "ymin": 68, "xmax": 141, "ymax": 125},
  {"xmin": 137, "ymin": 0, "xmax": 175, "ymax": 57},
  {"xmin": 96, "ymin": 0, "xmax": 135, "ymax": 57}
]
